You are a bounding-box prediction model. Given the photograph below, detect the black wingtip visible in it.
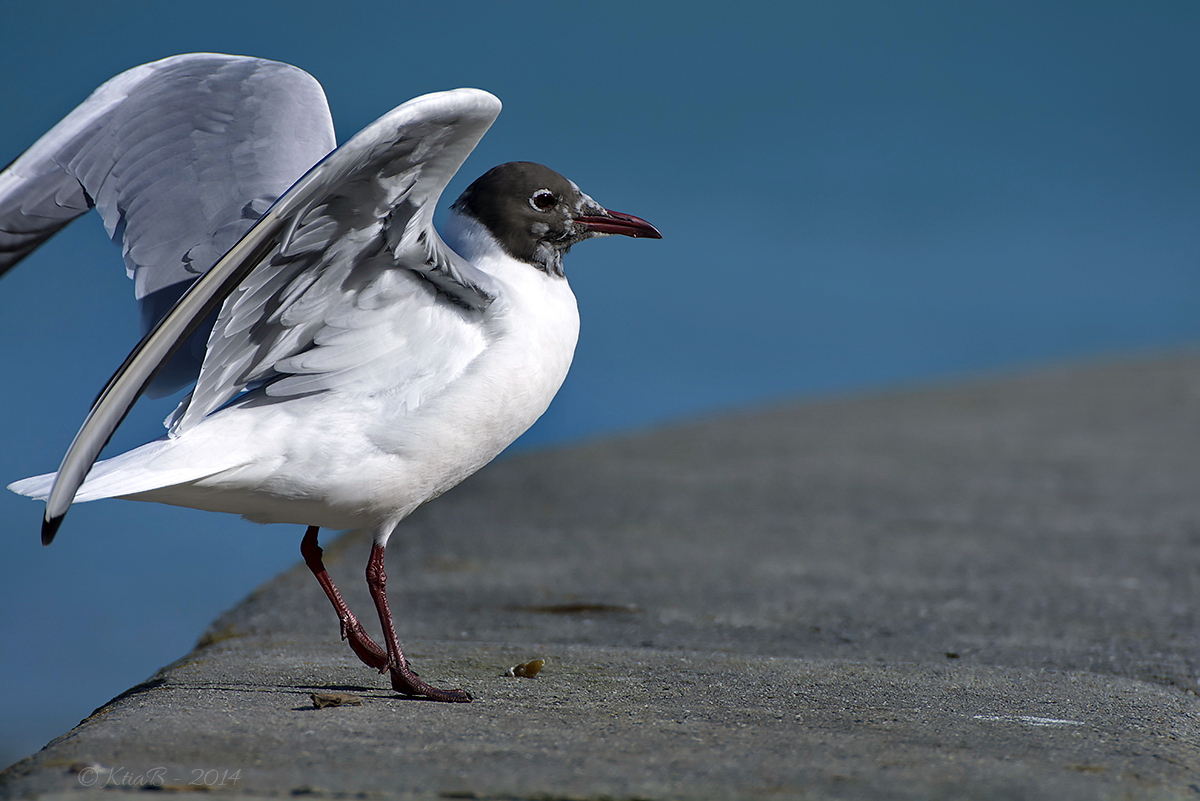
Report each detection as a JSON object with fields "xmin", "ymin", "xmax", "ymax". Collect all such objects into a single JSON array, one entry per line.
[{"xmin": 41, "ymin": 515, "xmax": 63, "ymax": 546}]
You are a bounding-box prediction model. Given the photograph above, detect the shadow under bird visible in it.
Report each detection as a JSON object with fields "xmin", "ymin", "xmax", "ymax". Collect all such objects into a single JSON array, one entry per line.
[{"xmin": 1, "ymin": 53, "xmax": 661, "ymax": 702}]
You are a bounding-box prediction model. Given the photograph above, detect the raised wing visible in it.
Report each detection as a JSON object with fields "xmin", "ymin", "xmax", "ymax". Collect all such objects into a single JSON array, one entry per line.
[
  {"xmin": 0, "ymin": 53, "xmax": 336, "ymax": 392},
  {"xmin": 40, "ymin": 86, "xmax": 503, "ymax": 542}
]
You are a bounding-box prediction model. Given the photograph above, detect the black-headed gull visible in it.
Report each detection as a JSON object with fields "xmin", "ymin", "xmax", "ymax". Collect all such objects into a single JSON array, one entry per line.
[{"xmin": 2, "ymin": 53, "xmax": 660, "ymax": 702}]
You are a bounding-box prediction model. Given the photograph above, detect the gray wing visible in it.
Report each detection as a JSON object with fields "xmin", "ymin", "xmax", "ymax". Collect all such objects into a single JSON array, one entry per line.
[
  {"xmin": 0, "ymin": 53, "xmax": 335, "ymax": 392},
  {"xmin": 41, "ymin": 87, "xmax": 503, "ymax": 541}
]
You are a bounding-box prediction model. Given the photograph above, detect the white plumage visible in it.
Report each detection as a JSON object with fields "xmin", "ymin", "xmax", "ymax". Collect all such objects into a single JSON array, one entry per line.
[{"xmin": 2, "ymin": 53, "xmax": 659, "ymax": 701}]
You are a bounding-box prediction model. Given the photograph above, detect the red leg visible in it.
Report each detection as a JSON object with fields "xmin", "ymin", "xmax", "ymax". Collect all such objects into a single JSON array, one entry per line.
[
  {"xmin": 300, "ymin": 526, "xmax": 388, "ymax": 670},
  {"xmin": 366, "ymin": 542, "xmax": 472, "ymax": 702}
]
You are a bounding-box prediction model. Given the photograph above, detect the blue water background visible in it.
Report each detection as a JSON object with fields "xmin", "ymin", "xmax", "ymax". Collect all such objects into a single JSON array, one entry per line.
[{"xmin": 1, "ymin": 0, "xmax": 1198, "ymax": 766}]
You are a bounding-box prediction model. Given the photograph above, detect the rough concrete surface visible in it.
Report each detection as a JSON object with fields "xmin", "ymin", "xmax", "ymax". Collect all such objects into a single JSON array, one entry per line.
[{"xmin": 3, "ymin": 351, "xmax": 1200, "ymax": 799}]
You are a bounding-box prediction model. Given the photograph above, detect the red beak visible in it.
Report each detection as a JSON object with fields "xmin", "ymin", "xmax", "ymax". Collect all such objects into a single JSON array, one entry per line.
[{"xmin": 575, "ymin": 209, "xmax": 662, "ymax": 239}]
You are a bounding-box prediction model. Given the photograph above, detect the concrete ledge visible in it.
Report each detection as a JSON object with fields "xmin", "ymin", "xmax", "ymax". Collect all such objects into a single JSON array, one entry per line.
[
  {"xmin": 4, "ymin": 639, "xmax": 1198, "ymax": 799},
  {"xmin": 4, "ymin": 351, "xmax": 1200, "ymax": 799}
]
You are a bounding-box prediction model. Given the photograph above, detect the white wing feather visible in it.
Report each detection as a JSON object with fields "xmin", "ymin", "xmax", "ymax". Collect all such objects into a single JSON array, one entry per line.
[
  {"xmin": 0, "ymin": 52, "xmax": 335, "ymax": 301},
  {"xmin": 38, "ymin": 83, "xmax": 503, "ymax": 536},
  {"xmin": 0, "ymin": 53, "xmax": 337, "ymax": 394},
  {"xmin": 173, "ymin": 87, "xmax": 503, "ymax": 431}
]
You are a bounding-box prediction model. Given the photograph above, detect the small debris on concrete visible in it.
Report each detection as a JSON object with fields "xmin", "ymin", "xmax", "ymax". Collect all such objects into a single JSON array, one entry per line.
[
  {"xmin": 503, "ymin": 659, "xmax": 545, "ymax": 678},
  {"xmin": 309, "ymin": 692, "xmax": 363, "ymax": 709}
]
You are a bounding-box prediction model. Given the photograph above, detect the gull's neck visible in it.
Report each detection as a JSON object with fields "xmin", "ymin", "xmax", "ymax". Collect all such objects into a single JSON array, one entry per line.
[{"xmin": 442, "ymin": 208, "xmax": 509, "ymax": 266}]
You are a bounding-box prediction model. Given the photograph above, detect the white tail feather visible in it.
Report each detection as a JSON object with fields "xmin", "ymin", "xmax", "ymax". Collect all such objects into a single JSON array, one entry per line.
[{"xmin": 8, "ymin": 438, "xmax": 228, "ymax": 504}]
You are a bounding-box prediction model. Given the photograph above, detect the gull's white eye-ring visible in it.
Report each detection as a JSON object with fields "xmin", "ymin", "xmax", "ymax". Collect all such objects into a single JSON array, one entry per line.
[{"xmin": 529, "ymin": 189, "xmax": 556, "ymax": 211}]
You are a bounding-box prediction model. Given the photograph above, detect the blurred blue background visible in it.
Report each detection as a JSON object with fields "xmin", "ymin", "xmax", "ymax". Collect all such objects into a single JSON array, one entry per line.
[{"xmin": 1, "ymin": 0, "xmax": 1198, "ymax": 767}]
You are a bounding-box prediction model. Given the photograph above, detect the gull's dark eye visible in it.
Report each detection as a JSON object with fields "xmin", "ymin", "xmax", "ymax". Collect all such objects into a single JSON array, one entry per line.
[{"xmin": 529, "ymin": 189, "xmax": 556, "ymax": 211}]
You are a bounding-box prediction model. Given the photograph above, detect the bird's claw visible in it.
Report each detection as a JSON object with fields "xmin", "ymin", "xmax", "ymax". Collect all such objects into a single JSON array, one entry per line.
[{"xmin": 389, "ymin": 668, "xmax": 472, "ymax": 702}]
